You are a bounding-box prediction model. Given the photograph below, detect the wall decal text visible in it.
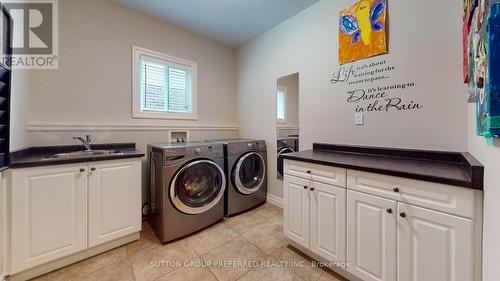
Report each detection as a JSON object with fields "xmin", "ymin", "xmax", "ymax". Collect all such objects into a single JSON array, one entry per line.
[{"xmin": 331, "ymin": 59, "xmax": 423, "ymax": 113}]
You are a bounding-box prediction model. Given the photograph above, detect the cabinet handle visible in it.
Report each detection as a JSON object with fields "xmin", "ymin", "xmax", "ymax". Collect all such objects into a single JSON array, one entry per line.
[
  {"xmin": 310, "ymin": 187, "xmax": 315, "ymax": 191},
  {"xmin": 400, "ymin": 212, "xmax": 406, "ymax": 218},
  {"xmin": 386, "ymin": 208, "xmax": 393, "ymax": 214},
  {"xmin": 393, "ymin": 187, "xmax": 400, "ymax": 193},
  {"xmin": 303, "ymin": 185, "xmax": 308, "ymax": 189},
  {"xmin": 91, "ymin": 167, "xmax": 96, "ymax": 171},
  {"xmin": 79, "ymin": 168, "xmax": 85, "ymax": 172},
  {"xmin": 306, "ymin": 170, "xmax": 311, "ymax": 174}
]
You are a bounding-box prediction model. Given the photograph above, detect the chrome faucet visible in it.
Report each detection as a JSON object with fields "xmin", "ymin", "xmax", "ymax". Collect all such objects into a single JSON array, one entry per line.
[{"xmin": 73, "ymin": 135, "xmax": 92, "ymax": 151}]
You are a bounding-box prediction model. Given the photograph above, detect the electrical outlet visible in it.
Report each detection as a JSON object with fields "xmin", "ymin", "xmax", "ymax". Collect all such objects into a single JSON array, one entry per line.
[{"xmin": 355, "ymin": 112, "xmax": 364, "ymax": 125}]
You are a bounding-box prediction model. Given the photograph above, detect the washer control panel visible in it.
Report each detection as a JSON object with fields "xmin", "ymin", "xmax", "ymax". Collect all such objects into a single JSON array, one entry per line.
[
  {"xmin": 189, "ymin": 144, "xmax": 223, "ymax": 157},
  {"xmin": 161, "ymin": 143, "xmax": 224, "ymax": 163}
]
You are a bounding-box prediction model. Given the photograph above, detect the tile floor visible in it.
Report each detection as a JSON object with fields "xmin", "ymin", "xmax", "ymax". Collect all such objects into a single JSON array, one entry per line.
[{"xmin": 30, "ymin": 203, "xmax": 348, "ymax": 281}]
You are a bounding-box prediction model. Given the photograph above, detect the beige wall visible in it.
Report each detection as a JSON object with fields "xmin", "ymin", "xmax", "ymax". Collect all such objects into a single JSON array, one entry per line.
[
  {"xmin": 468, "ymin": 104, "xmax": 500, "ymax": 281},
  {"xmin": 22, "ymin": 0, "xmax": 239, "ymax": 201},
  {"xmin": 277, "ymin": 73, "xmax": 299, "ymax": 137},
  {"xmin": 27, "ymin": 0, "xmax": 237, "ymax": 138},
  {"xmin": 236, "ymin": 0, "xmax": 466, "ymax": 197}
]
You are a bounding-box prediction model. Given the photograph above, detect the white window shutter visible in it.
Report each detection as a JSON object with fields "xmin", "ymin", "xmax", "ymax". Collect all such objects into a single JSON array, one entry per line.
[{"xmin": 140, "ymin": 59, "xmax": 193, "ymax": 113}]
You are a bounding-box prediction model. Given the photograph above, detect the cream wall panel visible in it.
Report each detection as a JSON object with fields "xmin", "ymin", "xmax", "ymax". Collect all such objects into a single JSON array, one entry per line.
[
  {"xmin": 29, "ymin": 0, "xmax": 237, "ymax": 129},
  {"xmin": 236, "ymin": 0, "xmax": 466, "ymax": 199}
]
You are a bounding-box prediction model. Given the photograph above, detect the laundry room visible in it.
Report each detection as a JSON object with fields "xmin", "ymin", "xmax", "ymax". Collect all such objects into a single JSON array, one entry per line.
[{"xmin": 0, "ymin": 0, "xmax": 497, "ymax": 280}]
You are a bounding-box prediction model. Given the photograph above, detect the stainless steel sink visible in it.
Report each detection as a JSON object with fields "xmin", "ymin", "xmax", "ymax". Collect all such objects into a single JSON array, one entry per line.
[{"xmin": 43, "ymin": 150, "xmax": 123, "ymax": 160}]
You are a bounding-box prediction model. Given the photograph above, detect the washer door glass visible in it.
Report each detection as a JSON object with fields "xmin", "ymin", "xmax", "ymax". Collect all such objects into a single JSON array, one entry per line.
[
  {"xmin": 233, "ymin": 152, "xmax": 266, "ymax": 195},
  {"xmin": 277, "ymin": 147, "xmax": 295, "ymax": 177},
  {"xmin": 170, "ymin": 160, "xmax": 226, "ymax": 215}
]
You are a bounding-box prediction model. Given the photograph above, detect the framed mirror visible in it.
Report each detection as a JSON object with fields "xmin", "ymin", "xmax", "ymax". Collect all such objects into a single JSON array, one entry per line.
[{"xmin": 276, "ymin": 73, "xmax": 299, "ymax": 180}]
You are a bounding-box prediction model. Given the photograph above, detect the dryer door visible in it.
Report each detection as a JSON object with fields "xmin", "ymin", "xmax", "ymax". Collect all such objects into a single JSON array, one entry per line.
[
  {"xmin": 233, "ymin": 152, "xmax": 266, "ymax": 195},
  {"xmin": 170, "ymin": 159, "xmax": 226, "ymax": 214},
  {"xmin": 277, "ymin": 147, "xmax": 295, "ymax": 177}
]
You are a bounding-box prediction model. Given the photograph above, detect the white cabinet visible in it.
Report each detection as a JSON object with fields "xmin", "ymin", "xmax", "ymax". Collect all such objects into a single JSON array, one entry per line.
[
  {"xmin": 9, "ymin": 164, "xmax": 88, "ymax": 273},
  {"xmin": 88, "ymin": 160, "xmax": 142, "ymax": 247},
  {"xmin": 347, "ymin": 190, "xmax": 396, "ymax": 281},
  {"xmin": 283, "ymin": 165, "xmax": 346, "ymax": 263},
  {"xmin": 283, "ymin": 175, "xmax": 310, "ymax": 248},
  {"xmin": 398, "ymin": 203, "xmax": 474, "ymax": 281},
  {"xmin": 345, "ymin": 171, "xmax": 479, "ymax": 281},
  {"xmin": 283, "ymin": 160, "xmax": 482, "ymax": 281},
  {"xmin": 310, "ymin": 181, "xmax": 346, "ymax": 262},
  {"xmin": 7, "ymin": 158, "xmax": 142, "ymax": 274}
]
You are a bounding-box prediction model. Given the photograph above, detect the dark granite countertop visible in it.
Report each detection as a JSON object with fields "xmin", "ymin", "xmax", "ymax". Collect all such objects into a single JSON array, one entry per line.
[
  {"xmin": 9, "ymin": 143, "xmax": 145, "ymax": 168},
  {"xmin": 281, "ymin": 143, "xmax": 484, "ymax": 190}
]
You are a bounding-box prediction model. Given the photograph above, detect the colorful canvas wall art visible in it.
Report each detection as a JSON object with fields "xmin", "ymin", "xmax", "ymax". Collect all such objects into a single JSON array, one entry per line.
[
  {"xmin": 467, "ymin": 10, "xmax": 480, "ymax": 102},
  {"xmin": 463, "ymin": 0, "xmax": 479, "ymax": 82},
  {"xmin": 466, "ymin": 0, "xmax": 500, "ymax": 144},
  {"xmin": 338, "ymin": 0, "xmax": 387, "ymax": 65},
  {"xmin": 476, "ymin": 1, "xmax": 500, "ymax": 143},
  {"xmin": 463, "ymin": 19, "xmax": 471, "ymax": 83}
]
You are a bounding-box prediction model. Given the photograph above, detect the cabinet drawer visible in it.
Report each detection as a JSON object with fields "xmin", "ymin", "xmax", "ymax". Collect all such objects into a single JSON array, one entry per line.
[
  {"xmin": 347, "ymin": 170, "xmax": 475, "ymax": 219},
  {"xmin": 284, "ymin": 160, "xmax": 346, "ymax": 187}
]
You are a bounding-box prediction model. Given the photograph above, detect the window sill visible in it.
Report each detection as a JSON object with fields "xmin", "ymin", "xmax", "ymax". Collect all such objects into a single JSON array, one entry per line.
[{"xmin": 132, "ymin": 111, "xmax": 198, "ymax": 120}]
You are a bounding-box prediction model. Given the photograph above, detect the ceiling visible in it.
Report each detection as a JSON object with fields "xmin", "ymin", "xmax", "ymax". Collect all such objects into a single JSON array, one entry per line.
[{"xmin": 111, "ymin": 0, "xmax": 319, "ymax": 48}]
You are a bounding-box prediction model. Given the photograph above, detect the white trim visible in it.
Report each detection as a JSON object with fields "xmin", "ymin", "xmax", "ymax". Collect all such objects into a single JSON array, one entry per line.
[
  {"xmin": 286, "ymin": 240, "xmax": 360, "ymax": 281},
  {"xmin": 26, "ymin": 122, "xmax": 238, "ymax": 132},
  {"xmin": 277, "ymin": 125, "xmax": 299, "ymax": 130},
  {"xmin": 5, "ymin": 233, "xmax": 138, "ymax": 281},
  {"xmin": 132, "ymin": 46, "xmax": 198, "ymax": 120},
  {"xmin": 266, "ymin": 193, "xmax": 283, "ymax": 208},
  {"xmin": 167, "ymin": 131, "xmax": 190, "ymax": 143}
]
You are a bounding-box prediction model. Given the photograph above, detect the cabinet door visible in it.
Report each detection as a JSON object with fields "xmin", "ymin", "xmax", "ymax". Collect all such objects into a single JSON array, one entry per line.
[
  {"xmin": 310, "ymin": 181, "xmax": 346, "ymax": 262},
  {"xmin": 347, "ymin": 190, "xmax": 397, "ymax": 281},
  {"xmin": 398, "ymin": 203, "xmax": 473, "ymax": 281},
  {"xmin": 9, "ymin": 164, "xmax": 88, "ymax": 274},
  {"xmin": 88, "ymin": 159, "xmax": 142, "ymax": 247},
  {"xmin": 283, "ymin": 175, "xmax": 310, "ymax": 248}
]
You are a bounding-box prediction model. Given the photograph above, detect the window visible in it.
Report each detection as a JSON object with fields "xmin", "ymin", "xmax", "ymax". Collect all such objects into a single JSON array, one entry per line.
[
  {"xmin": 133, "ymin": 46, "xmax": 197, "ymax": 119},
  {"xmin": 277, "ymin": 86, "xmax": 286, "ymax": 122}
]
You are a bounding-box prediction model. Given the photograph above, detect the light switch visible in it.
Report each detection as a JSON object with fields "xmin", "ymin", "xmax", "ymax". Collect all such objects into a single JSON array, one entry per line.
[{"xmin": 355, "ymin": 112, "xmax": 364, "ymax": 125}]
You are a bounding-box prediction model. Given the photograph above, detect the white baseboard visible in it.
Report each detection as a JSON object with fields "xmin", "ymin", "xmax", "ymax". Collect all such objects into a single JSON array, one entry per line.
[
  {"xmin": 6, "ymin": 233, "xmax": 139, "ymax": 281},
  {"xmin": 266, "ymin": 193, "xmax": 283, "ymax": 208}
]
